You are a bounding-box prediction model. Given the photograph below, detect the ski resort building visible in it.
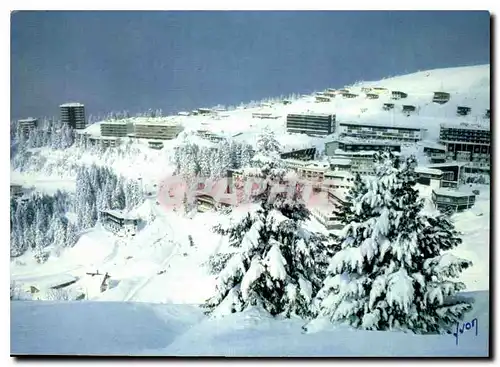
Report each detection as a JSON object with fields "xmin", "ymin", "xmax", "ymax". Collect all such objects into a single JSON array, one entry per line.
[
  {"xmin": 194, "ymin": 193, "xmax": 233, "ymax": 212},
  {"xmin": 100, "ymin": 210, "xmax": 140, "ymax": 237},
  {"xmin": 286, "ymin": 113, "xmax": 336, "ymax": 136},
  {"xmin": 328, "ymin": 158, "xmax": 352, "ymax": 172},
  {"xmin": 439, "ymin": 123, "xmax": 490, "ymax": 172},
  {"xmin": 315, "ymin": 95, "xmax": 331, "ymax": 103},
  {"xmin": 415, "ymin": 167, "xmax": 443, "ymax": 189},
  {"xmin": 366, "ymin": 93, "xmax": 379, "ymax": 100},
  {"xmin": 391, "ymin": 91, "xmax": 408, "ymax": 100},
  {"xmin": 383, "ymin": 103, "xmax": 395, "ymax": 111},
  {"xmin": 422, "ymin": 142, "xmax": 447, "ymax": 164},
  {"xmin": 84, "ymin": 136, "xmax": 120, "ymax": 148},
  {"xmin": 100, "ymin": 120, "xmax": 135, "ymax": 137},
  {"xmin": 485, "ymin": 109, "xmax": 490, "ymax": 119},
  {"xmin": 341, "ymin": 92, "xmax": 358, "ymax": 99},
  {"xmin": 338, "ymin": 122, "xmax": 423, "ymax": 142},
  {"xmin": 457, "ymin": 106, "xmax": 472, "ymax": 116},
  {"xmin": 134, "ymin": 120, "xmax": 184, "ymax": 140},
  {"xmin": 431, "ymin": 188, "xmax": 476, "ymax": 212},
  {"xmin": 60, "ymin": 103, "xmax": 86, "ymax": 130},
  {"xmin": 196, "ymin": 130, "xmax": 227, "ymax": 143},
  {"xmin": 17, "ymin": 117, "xmax": 38, "ymax": 136},
  {"xmin": 426, "ymin": 163, "xmax": 465, "ymax": 188},
  {"xmin": 280, "ymin": 147, "xmax": 316, "ymax": 161},
  {"xmin": 324, "ymin": 139, "xmax": 401, "ymax": 157},
  {"xmin": 197, "ymin": 108, "xmax": 213, "ymax": 115},
  {"xmin": 296, "ymin": 161, "xmax": 330, "ymax": 184},
  {"xmin": 310, "ymin": 206, "xmax": 341, "ymax": 230},
  {"xmin": 402, "ymin": 105, "xmax": 417, "ymax": 116},
  {"xmin": 433, "ymin": 92, "xmax": 451, "ymax": 104},
  {"xmin": 323, "ymin": 170, "xmax": 355, "ymax": 190},
  {"xmin": 281, "ymin": 159, "xmax": 311, "ymax": 171},
  {"xmin": 148, "ymin": 141, "xmax": 164, "ymax": 150}
]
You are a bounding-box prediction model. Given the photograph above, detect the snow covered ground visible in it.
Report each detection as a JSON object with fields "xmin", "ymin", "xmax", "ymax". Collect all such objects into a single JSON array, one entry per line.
[
  {"xmin": 11, "ymin": 290, "xmax": 488, "ymax": 356},
  {"xmin": 10, "ymin": 64, "xmax": 491, "ymax": 356}
]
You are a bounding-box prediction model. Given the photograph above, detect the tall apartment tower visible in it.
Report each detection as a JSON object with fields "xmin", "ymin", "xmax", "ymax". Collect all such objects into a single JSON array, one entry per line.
[{"xmin": 60, "ymin": 103, "xmax": 86, "ymax": 129}]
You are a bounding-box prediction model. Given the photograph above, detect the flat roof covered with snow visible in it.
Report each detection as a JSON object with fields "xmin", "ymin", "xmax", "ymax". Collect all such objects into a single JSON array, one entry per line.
[
  {"xmin": 440, "ymin": 123, "xmax": 490, "ymax": 131},
  {"xmin": 339, "ymin": 121, "xmax": 421, "ymax": 130},
  {"xmin": 18, "ymin": 117, "xmax": 37, "ymax": 122},
  {"xmin": 333, "ymin": 138, "xmax": 402, "ymax": 146},
  {"xmin": 60, "ymin": 103, "xmax": 84, "ymax": 107},
  {"xmin": 328, "ymin": 158, "xmax": 352, "ymax": 165},
  {"xmin": 325, "ymin": 170, "xmax": 354, "ymax": 178},
  {"xmin": 101, "ymin": 209, "xmax": 139, "ymax": 221},
  {"xmin": 415, "ymin": 167, "xmax": 443, "ymax": 176},
  {"xmin": 433, "ymin": 188, "xmax": 475, "ymax": 198}
]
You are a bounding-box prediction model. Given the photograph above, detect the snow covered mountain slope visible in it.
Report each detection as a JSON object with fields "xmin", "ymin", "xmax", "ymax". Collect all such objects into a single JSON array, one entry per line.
[
  {"xmin": 11, "ymin": 290, "xmax": 488, "ymax": 356},
  {"xmin": 10, "ymin": 65, "xmax": 490, "ymax": 303}
]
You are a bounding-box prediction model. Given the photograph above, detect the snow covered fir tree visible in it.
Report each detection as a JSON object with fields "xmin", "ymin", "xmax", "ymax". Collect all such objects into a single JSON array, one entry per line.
[
  {"xmin": 312, "ymin": 150, "xmax": 473, "ymax": 334},
  {"xmin": 205, "ymin": 127, "xmax": 334, "ymax": 319}
]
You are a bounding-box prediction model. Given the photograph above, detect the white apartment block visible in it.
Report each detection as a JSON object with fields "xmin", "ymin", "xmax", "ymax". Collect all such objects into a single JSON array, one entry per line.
[
  {"xmin": 133, "ymin": 119, "xmax": 184, "ymax": 140},
  {"xmin": 100, "ymin": 120, "xmax": 135, "ymax": 137},
  {"xmin": 338, "ymin": 122, "xmax": 423, "ymax": 142}
]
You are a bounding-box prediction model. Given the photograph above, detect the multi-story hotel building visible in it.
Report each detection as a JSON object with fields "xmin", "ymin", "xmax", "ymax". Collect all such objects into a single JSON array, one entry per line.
[
  {"xmin": 324, "ymin": 139, "xmax": 401, "ymax": 157},
  {"xmin": 60, "ymin": 103, "xmax": 86, "ymax": 129},
  {"xmin": 100, "ymin": 120, "xmax": 135, "ymax": 137},
  {"xmin": 18, "ymin": 117, "xmax": 38, "ymax": 136},
  {"xmin": 439, "ymin": 123, "xmax": 490, "ymax": 173},
  {"xmin": 286, "ymin": 113, "xmax": 336, "ymax": 136},
  {"xmin": 134, "ymin": 119, "xmax": 184, "ymax": 140},
  {"xmin": 338, "ymin": 122, "xmax": 423, "ymax": 142}
]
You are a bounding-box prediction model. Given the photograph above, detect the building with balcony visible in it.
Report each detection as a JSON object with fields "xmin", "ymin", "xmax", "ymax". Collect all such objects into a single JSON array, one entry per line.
[
  {"xmin": 415, "ymin": 167, "xmax": 443, "ymax": 189},
  {"xmin": 134, "ymin": 119, "xmax": 184, "ymax": 140},
  {"xmin": 148, "ymin": 141, "xmax": 164, "ymax": 150},
  {"xmin": 402, "ymin": 105, "xmax": 417, "ymax": 116},
  {"xmin": 342, "ymin": 92, "xmax": 358, "ymax": 99},
  {"xmin": 426, "ymin": 162, "xmax": 466, "ymax": 188},
  {"xmin": 280, "ymin": 147, "xmax": 316, "ymax": 161},
  {"xmin": 433, "ymin": 92, "xmax": 450, "ymax": 104},
  {"xmin": 338, "ymin": 122, "xmax": 423, "ymax": 142},
  {"xmin": 328, "ymin": 158, "xmax": 352, "ymax": 172},
  {"xmin": 286, "ymin": 113, "xmax": 336, "ymax": 136},
  {"xmin": 296, "ymin": 161, "xmax": 330, "ymax": 185},
  {"xmin": 194, "ymin": 193, "xmax": 233, "ymax": 212},
  {"xmin": 383, "ymin": 103, "xmax": 395, "ymax": 111},
  {"xmin": 421, "ymin": 142, "xmax": 447, "ymax": 163},
  {"xmin": 431, "ymin": 188, "xmax": 475, "ymax": 212},
  {"xmin": 439, "ymin": 123, "xmax": 490, "ymax": 172},
  {"xmin": 315, "ymin": 95, "xmax": 331, "ymax": 103},
  {"xmin": 18, "ymin": 117, "xmax": 38, "ymax": 136},
  {"xmin": 60, "ymin": 103, "xmax": 86, "ymax": 129},
  {"xmin": 100, "ymin": 120, "xmax": 134, "ymax": 137},
  {"xmin": 324, "ymin": 139, "xmax": 401, "ymax": 156},
  {"xmin": 196, "ymin": 130, "xmax": 227, "ymax": 143},
  {"xmin": 100, "ymin": 210, "xmax": 139, "ymax": 237},
  {"xmin": 457, "ymin": 106, "xmax": 471, "ymax": 116},
  {"xmin": 391, "ymin": 91, "xmax": 408, "ymax": 100},
  {"xmin": 323, "ymin": 170, "xmax": 355, "ymax": 190}
]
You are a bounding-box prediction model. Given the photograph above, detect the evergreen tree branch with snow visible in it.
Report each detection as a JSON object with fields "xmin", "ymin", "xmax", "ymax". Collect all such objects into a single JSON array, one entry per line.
[{"xmin": 313, "ymin": 150, "xmax": 473, "ymax": 334}]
